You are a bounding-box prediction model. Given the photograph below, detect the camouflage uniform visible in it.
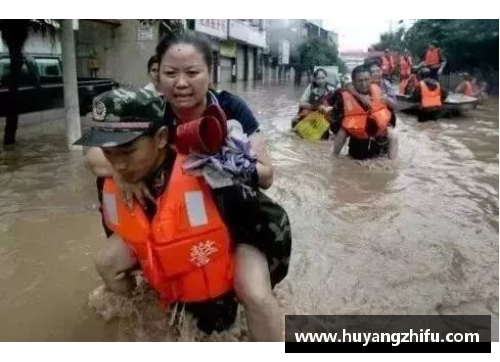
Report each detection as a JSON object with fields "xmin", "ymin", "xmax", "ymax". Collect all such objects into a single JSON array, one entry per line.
[{"xmin": 77, "ymin": 87, "xmax": 292, "ymax": 334}]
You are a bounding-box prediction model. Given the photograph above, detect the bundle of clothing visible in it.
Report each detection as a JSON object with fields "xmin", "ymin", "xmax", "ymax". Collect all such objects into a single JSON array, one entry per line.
[{"xmin": 180, "ymin": 113, "xmax": 291, "ymax": 289}]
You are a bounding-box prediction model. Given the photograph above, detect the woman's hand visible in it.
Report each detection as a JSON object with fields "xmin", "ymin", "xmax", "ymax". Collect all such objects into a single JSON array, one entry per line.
[
  {"xmin": 358, "ymin": 95, "xmax": 372, "ymax": 109},
  {"xmin": 318, "ymin": 105, "xmax": 333, "ymax": 115},
  {"xmin": 113, "ymin": 172, "xmax": 156, "ymax": 210},
  {"xmin": 350, "ymin": 89, "xmax": 372, "ymax": 109},
  {"xmin": 381, "ymin": 94, "xmax": 398, "ymax": 110}
]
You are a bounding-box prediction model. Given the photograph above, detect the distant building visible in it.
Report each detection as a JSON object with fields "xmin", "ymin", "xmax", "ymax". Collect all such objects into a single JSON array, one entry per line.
[
  {"xmin": 186, "ymin": 19, "xmax": 267, "ymax": 84},
  {"xmin": 70, "ymin": 19, "xmax": 269, "ymax": 87},
  {"xmin": 340, "ymin": 50, "xmax": 385, "ymax": 73},
  {"xmin": 327, "ymin": 31, "xmax": 339, "ymax": 46},
  {"xmin": 266, "ymin": 19, "xmax": 338, "ymax": 82},
  {"xmin": 340, "ymin": 51, "xmax": 368, "ymax": 73}
]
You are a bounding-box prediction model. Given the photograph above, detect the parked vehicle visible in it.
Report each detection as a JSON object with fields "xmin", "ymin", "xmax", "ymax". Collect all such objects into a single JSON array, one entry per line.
[{"xmin": 0, "ymin": 53, "xmax": 118, "ymax": 117}]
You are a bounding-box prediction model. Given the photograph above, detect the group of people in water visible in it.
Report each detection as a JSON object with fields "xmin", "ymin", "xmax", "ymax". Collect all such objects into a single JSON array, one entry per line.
[{"xmin": 292, "ymin": 41, "xmax": 490, "ymax": 160}]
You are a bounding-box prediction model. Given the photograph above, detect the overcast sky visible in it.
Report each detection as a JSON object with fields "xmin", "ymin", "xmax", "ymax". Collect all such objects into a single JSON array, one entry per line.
[{"xmin": 323, "ymin": 19, "xmax": 397, "ymax": 52}]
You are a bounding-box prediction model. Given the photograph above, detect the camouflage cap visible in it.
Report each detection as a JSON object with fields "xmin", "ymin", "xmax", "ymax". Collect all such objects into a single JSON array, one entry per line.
[{"xmin": 74, "ymin": 87, "xmax": 165, "ymax": 148}]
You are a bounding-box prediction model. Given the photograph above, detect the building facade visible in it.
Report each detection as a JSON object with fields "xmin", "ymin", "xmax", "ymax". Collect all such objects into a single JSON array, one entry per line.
[
  {"xmin": 265, "ymin": 19, "xmax": 338, "ymax": 82},
  {"xmin": 186, "ymin": 19, "xmax": 267, "ymax": 84},
  {"xmin": 72, "ymin": 19, "xmax": 268, "ymax": 87}
]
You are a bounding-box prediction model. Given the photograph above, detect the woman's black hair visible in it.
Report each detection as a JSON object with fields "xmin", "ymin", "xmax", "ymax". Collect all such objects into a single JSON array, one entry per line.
[
  {"xmin": 311, "ymin": 68, "xmax": 328, "ymax": 88},
  {"xmin": 313, "ymin": 68, "xmax": 327, "ymax": 78},
  {"xmin": 156, "ymin": 30, "xmax": 213, "ymax": 71},
  {"xmin": 147, "ymin": 55, "xmax": 158, "ymax": 72}
]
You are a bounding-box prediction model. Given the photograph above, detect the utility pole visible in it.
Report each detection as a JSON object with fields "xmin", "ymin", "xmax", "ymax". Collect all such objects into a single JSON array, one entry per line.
[{"xmin": 61, "ymin": 19, "xmax": 82, "ymax": 150}]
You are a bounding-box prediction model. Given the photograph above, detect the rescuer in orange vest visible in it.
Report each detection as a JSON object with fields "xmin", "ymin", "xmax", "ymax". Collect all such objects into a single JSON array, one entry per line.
[
  {"xmin": 409, "ymin": 67, "xmax": 448, "ymax": 122},
  {"xmin": 399, "ymin": 49, "xmax": 413, "ymax": 81},
  {"xmin": 381, "ymin": 48, "xmax": 395, "ymax": 80},
  {"xmin": 331, "ymin": 65, "xmax": 399, "ymax": 160},
  {"xmin": 76, "ymin": 87, "xmax": 291, "ymax": 341},
  {"xmin": 455, "ymin": 73, "xmax": 474, "ymax": 96},
  {"xmin": 418, "ymin": 41, "xmax": 447, "ymax": 81}
]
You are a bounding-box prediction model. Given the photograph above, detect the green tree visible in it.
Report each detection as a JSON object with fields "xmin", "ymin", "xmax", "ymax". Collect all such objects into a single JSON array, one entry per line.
[
  {"xmin": 294, "ymin": 38, "xmax": 345, "ymax": 84},
  {"xmin": 370, "ymin": 19, "xmax": 498, "ymax": 91},
  {"xmin": 404, "ymin": 19, "xmax": 498, "ymax": 73},
  {"xmin": 371, "ymin": 27, "xmax": 406, "ymax": 52}
]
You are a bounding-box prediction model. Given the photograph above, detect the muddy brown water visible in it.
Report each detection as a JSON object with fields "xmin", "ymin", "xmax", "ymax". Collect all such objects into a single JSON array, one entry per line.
[{"xmin": 0, "ymin": 82, "xmax": 498, "ymax": 341}]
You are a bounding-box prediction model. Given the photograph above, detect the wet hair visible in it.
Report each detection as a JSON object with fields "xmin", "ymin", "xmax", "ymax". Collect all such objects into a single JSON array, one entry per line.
[
  {"xmin": 147, "ymin": 55, "xmax": 158, "ymax": 72},
  {"xmin": 351, "ymin": 65, "xmax": 370, "ymax": 80},
  {"xmin": 312, "ymin": 68, "xmax": 328, "ymax": 87},
  {"xmin": 156, "ymin": 30, "xmax": 213, "ymax": 71},
  {"xmin": 313, "ymin": 68, "xmax": 327, "ymax": 78}
]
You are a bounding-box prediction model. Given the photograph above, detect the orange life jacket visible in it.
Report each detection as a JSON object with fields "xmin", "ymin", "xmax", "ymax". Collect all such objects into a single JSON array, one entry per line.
[
  {"xmin": 462, "ymin": 81, "xmax": 473, "ymax": 96},
  {"xmin": 102, "ymin": 154, "xmax": 234, "ymax": 305},
  {"xmin": 399, "ymin": 57, "xmax": 411, "ymax": 78},
  {"xmin": 420, "ymin": 81, "xmax": 442, "ymax": 108},
  {"xmin": 370, "ymin": 83, "xmax": 383, "ymax": 100},
  {"xmin": 425, "ymin": 48, "xmax": 441, "ymax": 67},
  {"xmin": 341, "ymin": 85, "xmax": 392, "ymax": 140},
  {"xmin": 381, "ymin": 55, "xmax": 394, "ymax": 75}
]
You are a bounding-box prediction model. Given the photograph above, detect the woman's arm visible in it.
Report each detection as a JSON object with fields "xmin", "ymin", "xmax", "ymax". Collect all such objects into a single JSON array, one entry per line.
[
  {"xmin": 84, "ymin": 147, "xmax": 114, "ymax": 177},
  {"xmin": 216, "ymin": 91, "xmax": 275, "ymax": 189},
  {"xmin": 381, "ymin": 94, "xmax": 398, "ymax": 110},
  {"xmin": 249, "ymin": 131, "xmax": 274, "ymax": 190},
  {"xmin": 84, "ymin": 147, "xmax": 155, "ymax": 208},
  {"xmin": 299, "ymin": 84, "xmax": 312, "ymax": 106},
  {"xmin": 333, "ymin": 128, "xmax": 348, "ymax": 156}
]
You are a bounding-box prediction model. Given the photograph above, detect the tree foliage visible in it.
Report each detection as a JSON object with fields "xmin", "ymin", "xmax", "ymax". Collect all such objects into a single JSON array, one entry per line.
[
  {"xmin": 297, "ymin": 38, "xmax": 345, "ymax": 73},
  {"xmin": 404, "ymin": 19, "xmax": 498, "ymax": 72},
  {"xmin": 371, "ymin": 19, "xmax": 499, "ymax": 73},
  {"xmin": 371, "ymin": 27, "xmax": 406, "ymax": 52}
]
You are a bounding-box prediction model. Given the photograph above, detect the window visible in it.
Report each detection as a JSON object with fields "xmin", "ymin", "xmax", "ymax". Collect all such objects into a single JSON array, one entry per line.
[
  {"xmin": 35, "ymin": 58, "xmax": 62, "ymax": 78},
  {"xmin": 0, "ymin": 58, "xmax": 34, "ymax": 86}
]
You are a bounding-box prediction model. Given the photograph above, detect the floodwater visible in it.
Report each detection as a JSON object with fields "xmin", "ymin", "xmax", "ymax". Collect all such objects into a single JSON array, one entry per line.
[{"xmin": 0, "ymin": 81, "xmax": 498, "ymax": 341}]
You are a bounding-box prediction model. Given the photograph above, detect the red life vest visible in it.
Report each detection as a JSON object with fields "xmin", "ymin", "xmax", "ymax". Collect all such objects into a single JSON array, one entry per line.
[
  {"xmin": 420, "ymin": 81, "xmax": 442, "ymax": 108},
  {"xmin": 102, "ymin": 153, "xmax": 234, "ymax": 305},
  {"xmin": 425, "ymin": 48, "xmax": 441, "ymax": 68},
  {"xmin": 341, "ymin": 84, "xmax": 392, "ymax": 139}
]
